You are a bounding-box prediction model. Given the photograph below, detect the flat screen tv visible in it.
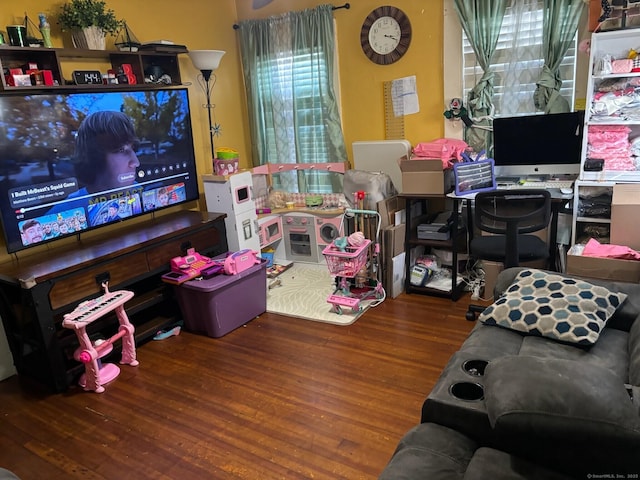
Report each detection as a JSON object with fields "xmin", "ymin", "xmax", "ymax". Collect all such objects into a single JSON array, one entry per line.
[
  {"xmin": 492, "ymin": 111, "xmax": 585, "ymax": 178},
  {"xmin": 0, "ymin": 87, "xmax": 199, "ymax": 254}
]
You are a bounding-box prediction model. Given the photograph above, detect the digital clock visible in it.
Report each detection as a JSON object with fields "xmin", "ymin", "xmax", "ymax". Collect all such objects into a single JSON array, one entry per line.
[{"xmin": 72, "ymin": 70, "xmax": 103, "ymax": 85}]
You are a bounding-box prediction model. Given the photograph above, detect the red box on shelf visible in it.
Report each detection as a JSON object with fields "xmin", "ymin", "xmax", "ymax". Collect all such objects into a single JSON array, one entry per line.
[{"xmin": 42, "ymin": 70, "xmax": 55, "ymax": 86}]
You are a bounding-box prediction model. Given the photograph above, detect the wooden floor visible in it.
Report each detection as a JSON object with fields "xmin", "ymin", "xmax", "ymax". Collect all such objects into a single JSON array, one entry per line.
[{"xmin": 0, "ymin": 292, "xmax": 479, "ymax": 480}]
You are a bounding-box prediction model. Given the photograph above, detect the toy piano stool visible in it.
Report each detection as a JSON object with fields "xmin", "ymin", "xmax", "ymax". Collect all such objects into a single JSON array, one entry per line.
[{"xmin": 62, "ymin": 283, "xmax": 139, "ymax": 393}]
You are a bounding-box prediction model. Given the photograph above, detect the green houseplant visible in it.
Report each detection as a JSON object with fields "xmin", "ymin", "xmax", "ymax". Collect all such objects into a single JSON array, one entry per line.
[{"xmin": 57, "ymin": 0, "xmax": 122, "ymax": 50}]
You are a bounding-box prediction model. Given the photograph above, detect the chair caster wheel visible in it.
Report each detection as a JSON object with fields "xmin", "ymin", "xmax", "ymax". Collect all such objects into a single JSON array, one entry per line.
[{"xmin": 465, "ymin": 311, "xmax": 477, "ymax": 322}]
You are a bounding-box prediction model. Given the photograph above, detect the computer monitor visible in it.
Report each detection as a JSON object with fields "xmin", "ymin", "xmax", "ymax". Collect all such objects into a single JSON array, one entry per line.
[{"xmin": 492, "ymin": 111, "xmax": 585, "ymax": 178}]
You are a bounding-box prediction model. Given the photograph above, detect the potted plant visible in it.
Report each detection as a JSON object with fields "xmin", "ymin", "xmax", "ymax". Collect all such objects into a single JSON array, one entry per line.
[{"xmin": 57, "ymin": 0, "xmax": 122, "ymax": 50}]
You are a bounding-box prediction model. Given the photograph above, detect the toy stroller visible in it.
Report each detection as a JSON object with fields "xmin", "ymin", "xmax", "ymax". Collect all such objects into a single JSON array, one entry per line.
[{"xmin": 322, "ymin": 208, "xmax": 385, "ymax": 315}]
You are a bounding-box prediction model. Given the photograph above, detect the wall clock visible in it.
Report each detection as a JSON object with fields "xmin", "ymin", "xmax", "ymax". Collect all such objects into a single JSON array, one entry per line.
[{"xmin": 360, "ymin": 6, "xmax": 411, "ymax": 65}]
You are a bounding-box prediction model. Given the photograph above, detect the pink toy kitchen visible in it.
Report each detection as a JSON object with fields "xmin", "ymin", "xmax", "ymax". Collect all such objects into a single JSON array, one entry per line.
[{"xmin": 202, "ymin": 163, "xmax": 349, "ymax": 268}]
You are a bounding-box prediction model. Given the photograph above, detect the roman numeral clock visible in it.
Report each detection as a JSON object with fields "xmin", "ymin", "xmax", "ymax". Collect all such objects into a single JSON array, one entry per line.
[{"xmin": 360, "ymin": 6, "xmax": 412, "ymax": 65}]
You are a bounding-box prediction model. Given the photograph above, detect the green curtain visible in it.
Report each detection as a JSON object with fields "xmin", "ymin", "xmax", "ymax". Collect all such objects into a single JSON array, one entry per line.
[
  {"xmin": 453, "ymin": 0, "xmax": 507, "ymax": 153},
  {"xmin": 236, "ymin": 4, "xmax": 346, "ymax": 172},
  {"xmin": 534, "ymin": 0, "xmax": 585, "ymax": 113}
]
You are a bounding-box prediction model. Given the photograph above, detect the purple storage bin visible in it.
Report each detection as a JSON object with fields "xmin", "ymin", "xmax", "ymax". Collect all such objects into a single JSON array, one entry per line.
[{"xmin": 175, "ymin": 259, "xmax": 266, "ymax": 337}]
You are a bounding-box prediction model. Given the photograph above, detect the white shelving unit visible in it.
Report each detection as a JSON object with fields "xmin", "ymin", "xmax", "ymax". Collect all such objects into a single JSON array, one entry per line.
[
  {"xmin": 571, "ymin": 180, "xmax": 614, "ymax": 246},
  {"xmin": 580, "ymin": 29, "xmax": 640, "ymax": 182},
  {"xmin": 572, "ymin": 29, "xmax": 640, "ymax": 245}
]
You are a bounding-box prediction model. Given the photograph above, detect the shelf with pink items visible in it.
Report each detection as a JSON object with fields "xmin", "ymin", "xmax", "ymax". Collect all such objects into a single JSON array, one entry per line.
[{"xmin": 582, "ymin": 29, "xmax": 640, "ymax": 182}]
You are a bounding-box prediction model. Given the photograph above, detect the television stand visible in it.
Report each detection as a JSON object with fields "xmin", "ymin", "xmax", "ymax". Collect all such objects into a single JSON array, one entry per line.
[{"xmin": 0, "ymin": 210, "xmax": 228, "ymax": 393}]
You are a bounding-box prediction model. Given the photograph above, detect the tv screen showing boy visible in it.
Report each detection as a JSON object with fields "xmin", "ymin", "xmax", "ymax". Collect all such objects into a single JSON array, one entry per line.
[{"xmin": 0, "ymin": 88, "xmax": 199, "ymax": 253}]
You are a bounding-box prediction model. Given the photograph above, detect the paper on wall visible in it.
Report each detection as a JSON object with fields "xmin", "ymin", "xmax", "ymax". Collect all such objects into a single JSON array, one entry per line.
[{"xmin": 392, "ymin": 75, "xmax": 420, "ymax": 116}]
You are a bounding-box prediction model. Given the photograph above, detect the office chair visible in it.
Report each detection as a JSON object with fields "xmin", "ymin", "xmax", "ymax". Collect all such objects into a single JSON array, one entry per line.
[{"xmin": 466, "ymin": 189, "xmax": 552, "ymax": 321}]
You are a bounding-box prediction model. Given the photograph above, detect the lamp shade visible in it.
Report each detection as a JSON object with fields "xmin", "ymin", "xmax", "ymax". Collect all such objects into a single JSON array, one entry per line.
[{"xmin": 188, "ymin": 50, "xmax": 226, "ymax": 71}]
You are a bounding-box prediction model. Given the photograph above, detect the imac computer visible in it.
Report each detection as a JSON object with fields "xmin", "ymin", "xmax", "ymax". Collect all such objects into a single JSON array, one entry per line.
[{"xmin": 492, "ymin": 111, "xmax": 585, "ymax": 179}]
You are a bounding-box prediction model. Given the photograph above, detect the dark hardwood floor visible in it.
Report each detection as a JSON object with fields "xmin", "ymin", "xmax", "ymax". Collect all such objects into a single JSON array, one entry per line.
[{"xmin": 0, "ymin": 292, "xmax": 479, "ymax": 480}]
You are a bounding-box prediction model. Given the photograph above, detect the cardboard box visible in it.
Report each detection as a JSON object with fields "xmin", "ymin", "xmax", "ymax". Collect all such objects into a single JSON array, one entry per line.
[
  {"xmin": 399, "ymin": 157, "xmax": 453, "ymax": 195},
  {"xmin": 386, "ymin": 252, "xmax": 406, "ymax": 298},
  {"xmin": 481, "ymin": 258, "xmax": 546, "ymax": 300},
  {"xmin": 383, "ymin": 223, "xmax": 406, "ymax": 259},
  {"xmin": 377, "ymin": 196, "xmax": 406, "ymax": 229},
  {"xmin": 380, "ymin": 223, "xmax": 404, "ymax": 292},
  {"xmin": 610, "ymin": 183, "xmax": 640, "ymax": 250},
  {"xmin": 566, "ymin": 253, "xmax": 640, "ymax": 283}
]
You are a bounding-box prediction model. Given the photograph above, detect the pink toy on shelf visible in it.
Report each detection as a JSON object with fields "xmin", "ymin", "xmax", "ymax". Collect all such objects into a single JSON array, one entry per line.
[{"xmin": 62, "ymin": 282, "xmax": 139, "ymax": 393}]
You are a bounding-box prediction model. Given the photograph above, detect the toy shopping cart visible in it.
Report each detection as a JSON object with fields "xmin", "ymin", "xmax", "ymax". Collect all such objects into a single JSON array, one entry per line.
[{"xmin": 322, "ymin": 208, "xmax": 385, "ymax": 315}]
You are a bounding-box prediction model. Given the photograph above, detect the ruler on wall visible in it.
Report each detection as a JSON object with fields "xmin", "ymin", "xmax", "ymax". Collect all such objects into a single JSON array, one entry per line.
[{"xmin": 383, "ymin": 81, "xmax": 405, "ymax": 140}]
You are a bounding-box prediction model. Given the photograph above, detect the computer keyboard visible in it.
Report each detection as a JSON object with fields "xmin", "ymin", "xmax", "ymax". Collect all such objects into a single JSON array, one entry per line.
[{"xmin": 497, "ymin": 180, "xmax": 574, "ymax": 190}]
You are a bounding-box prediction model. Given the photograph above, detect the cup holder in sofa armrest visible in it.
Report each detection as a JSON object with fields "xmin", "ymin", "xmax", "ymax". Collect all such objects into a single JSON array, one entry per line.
[
  {"xmin": 462, "ymin": 359, "xmax": 489, "ymax": 377},
  {"xmin": 450, "ymin": 382, "xmax": 484, "ymax": 401}
]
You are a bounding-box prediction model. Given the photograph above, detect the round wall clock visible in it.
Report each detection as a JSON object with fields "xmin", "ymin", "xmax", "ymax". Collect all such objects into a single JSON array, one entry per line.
[{"xmin": 360, "ymin": 6, "xmax": 411, "ymax": 65}]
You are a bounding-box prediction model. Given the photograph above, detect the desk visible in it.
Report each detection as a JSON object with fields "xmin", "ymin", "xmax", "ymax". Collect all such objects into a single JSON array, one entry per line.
[{"xmin": 449, "ymin": 188, "xmax": 573, "ymax": 271}]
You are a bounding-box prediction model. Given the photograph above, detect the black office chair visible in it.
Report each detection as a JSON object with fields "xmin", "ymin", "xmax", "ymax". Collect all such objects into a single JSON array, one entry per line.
[{"xmin": 466, "ymin": 189, "xmax": 552, "ymax": 321}]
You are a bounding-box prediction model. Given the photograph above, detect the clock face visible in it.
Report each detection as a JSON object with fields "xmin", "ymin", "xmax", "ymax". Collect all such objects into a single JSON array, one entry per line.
[
  {"xmin": 361, "ymin": 6, "xmax": 411, "ymax": 65},
  {"xmin": 368, "ymin": 16, "xmax": 401, "ymax": 55}
]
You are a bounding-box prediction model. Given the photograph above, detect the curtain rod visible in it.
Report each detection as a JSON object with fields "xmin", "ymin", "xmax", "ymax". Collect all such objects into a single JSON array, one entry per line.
[{"xmin": 233, "ymin": 3, "xmax": 350, "ymax": 30}]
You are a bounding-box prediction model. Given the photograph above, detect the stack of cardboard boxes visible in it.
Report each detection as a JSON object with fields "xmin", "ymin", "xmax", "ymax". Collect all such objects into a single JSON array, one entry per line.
[{"xmin": 378, "ymin": 196, "xmax": 406, "ymax": 298}]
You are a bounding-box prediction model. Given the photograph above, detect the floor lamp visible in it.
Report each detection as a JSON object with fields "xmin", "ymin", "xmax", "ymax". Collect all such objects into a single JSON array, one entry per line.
[{"xmin": 188, "ymin": 50, "xmax": 226, "ymax": 161}]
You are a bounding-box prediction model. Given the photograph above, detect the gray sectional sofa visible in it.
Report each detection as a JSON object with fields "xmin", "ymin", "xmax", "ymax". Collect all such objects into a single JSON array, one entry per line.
[{"xmin": 380, "ymin": 267, "xmax": 640, "ymax": 479}]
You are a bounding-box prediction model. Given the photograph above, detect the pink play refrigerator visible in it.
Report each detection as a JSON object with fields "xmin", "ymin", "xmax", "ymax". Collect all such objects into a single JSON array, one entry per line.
[{"xmin": 175, "ymin": 260, "xmax": 267, "ymax": 338}]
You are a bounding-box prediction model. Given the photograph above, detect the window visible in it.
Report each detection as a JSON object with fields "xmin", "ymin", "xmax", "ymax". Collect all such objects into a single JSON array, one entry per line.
[
  {"xmin": 257, "ymin": 50, "xmax": 330, "ymax": 165},
  {"xmin": 462, "ymin": 0, "xmax": 578, "ymax": 117},
  {"xmin": 256, "ymin": 49, "xmax": 341, "ymax": 194},
  {"xmin": 238, "ymin": 8, "xmax": 346, "ymax": 194}
]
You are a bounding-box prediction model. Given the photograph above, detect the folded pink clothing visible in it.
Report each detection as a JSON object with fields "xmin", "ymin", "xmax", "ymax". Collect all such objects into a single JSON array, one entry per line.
[
  {"xmin": 412, "ymin": 138, "xmax": 469, "ymax": 167},
  {"xmin": 582, "ymin": 238, "xmax": 640, "ymax": 260}
]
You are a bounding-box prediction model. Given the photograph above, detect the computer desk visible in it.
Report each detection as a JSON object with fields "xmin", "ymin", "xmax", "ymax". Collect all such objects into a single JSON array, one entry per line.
[{"xmin": 448, "ymin": 187, "xmax": 573, "ymax": 272}]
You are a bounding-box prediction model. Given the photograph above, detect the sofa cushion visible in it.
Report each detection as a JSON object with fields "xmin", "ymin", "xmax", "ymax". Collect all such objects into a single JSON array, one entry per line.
[
  {"xmin": 479, "ymin": 269, "xmax": 627, "ymax": 346},
  {"xmin": 518, "ymin": 328, "xmax": 630, "ymax": 382},
  {"xmin": 628, "ymin": 314, "xmax": 640, "ymax": 386},
  {"xmin": 483, "ymin": 356, "xmax": 640, "ymax": 475},
  {"xmin": 378, "ymin": 423, "xmax": 573, "ymax": 480},
  {"xmin": 484, "ymin": 356, "xmax": 640, "ymax": 438},
  {"xmin": 378, "ymin": 423, "xmax": 476, "ymax": 479},
  {"xmin": 463, "ymin": 448, "xmax": 572, "ymax": 480}
]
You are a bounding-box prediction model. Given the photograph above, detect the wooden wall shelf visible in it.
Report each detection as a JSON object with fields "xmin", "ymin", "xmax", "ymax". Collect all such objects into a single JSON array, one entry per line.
[{"xmin": 0, "ymin": 46, "xmax": 183, "ymax": 91}]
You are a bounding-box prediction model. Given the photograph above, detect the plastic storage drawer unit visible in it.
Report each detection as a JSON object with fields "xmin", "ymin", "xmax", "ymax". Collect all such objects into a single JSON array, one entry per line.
[{"xmin": 175, "ymin": 260, "xmax": 267, "ymax": 337}]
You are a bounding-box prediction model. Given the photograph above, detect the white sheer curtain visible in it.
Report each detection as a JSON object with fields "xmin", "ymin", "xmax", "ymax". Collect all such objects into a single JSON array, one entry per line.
[{"xmin": 497, "ymin": 0, "xmax": 543, "ymax": 115}]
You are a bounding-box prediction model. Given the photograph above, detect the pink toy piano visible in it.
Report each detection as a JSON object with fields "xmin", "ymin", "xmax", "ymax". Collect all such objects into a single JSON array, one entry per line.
[{"xmin": 62, "ymin": 282, "xmax": 139, "ymax": 393}]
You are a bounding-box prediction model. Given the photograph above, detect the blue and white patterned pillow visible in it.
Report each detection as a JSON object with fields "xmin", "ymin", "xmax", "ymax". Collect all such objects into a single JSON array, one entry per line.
[{"xmin": 479, "ymin": 269, "xmax": 627, "ymax": 346}]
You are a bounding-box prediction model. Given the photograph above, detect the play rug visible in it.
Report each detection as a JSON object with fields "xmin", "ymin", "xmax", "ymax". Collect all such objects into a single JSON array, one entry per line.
[{"xmin": 266, "ymin": 263, "xmax": 375, "ymax": 326}]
